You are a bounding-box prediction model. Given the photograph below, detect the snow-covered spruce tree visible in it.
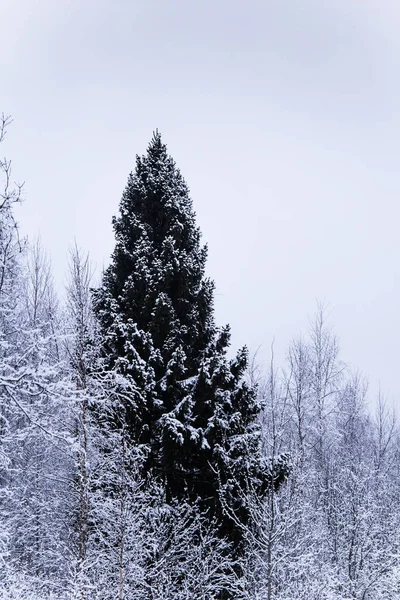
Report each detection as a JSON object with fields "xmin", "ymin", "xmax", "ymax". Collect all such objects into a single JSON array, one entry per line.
[{"xmin": 92, "ymin": 133, "xmax": 286, "ymax": 559}]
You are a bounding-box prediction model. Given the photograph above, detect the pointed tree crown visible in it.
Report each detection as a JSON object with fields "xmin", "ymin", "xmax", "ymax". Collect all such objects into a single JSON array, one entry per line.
[{"xmin": 97, "ymin": 132, "xmax": 215, "ymax": 370}]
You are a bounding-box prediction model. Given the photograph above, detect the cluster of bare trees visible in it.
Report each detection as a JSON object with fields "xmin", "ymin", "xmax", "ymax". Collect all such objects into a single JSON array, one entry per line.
[{"xmin": 246, "ymin": 308, "xmax": 400, "ymax": 599}]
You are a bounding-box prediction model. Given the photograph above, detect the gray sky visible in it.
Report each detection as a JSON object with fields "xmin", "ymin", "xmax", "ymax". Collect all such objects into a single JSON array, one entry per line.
[{"xmin": 2, "ymin": 0, "xmax": 400, "ymax": 405}]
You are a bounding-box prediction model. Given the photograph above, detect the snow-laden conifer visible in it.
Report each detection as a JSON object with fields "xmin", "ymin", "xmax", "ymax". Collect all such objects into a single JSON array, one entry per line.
[{"xmin": 92, "ymin": 132, "xmax": 287, "ymax": 561}]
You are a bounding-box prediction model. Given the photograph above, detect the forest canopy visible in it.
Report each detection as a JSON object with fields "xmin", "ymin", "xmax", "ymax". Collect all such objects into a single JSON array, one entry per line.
[{"xmin": 0, "ymin": 116, "xmax": 399, "ymax": 600}]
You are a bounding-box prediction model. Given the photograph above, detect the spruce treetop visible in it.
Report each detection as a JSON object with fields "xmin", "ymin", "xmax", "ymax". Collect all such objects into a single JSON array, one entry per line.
[{"xmin": 97, "ymin": 131, "xmax": 215, "ymax": 371}]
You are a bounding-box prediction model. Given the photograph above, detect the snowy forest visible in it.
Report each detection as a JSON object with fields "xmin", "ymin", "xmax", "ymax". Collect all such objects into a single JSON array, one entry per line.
[{"xmin": 1, "ymin": 112, "xmax": 400, "ymax": 600}]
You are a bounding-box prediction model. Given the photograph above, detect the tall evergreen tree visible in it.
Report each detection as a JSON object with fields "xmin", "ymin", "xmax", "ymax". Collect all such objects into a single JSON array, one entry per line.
[{"xmin": 92, "ymin": 133, "xmax": 285, "ymax": 553}]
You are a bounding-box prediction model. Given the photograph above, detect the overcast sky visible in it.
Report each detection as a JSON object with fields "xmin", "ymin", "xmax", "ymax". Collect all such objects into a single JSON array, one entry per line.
[{"xmin": 2, "ymin": 0, "xmax": 400, "ymax": 405}]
